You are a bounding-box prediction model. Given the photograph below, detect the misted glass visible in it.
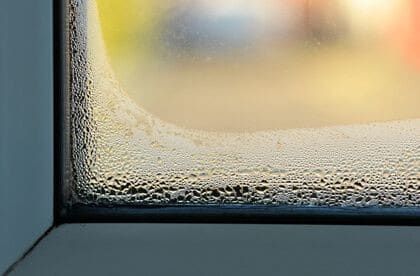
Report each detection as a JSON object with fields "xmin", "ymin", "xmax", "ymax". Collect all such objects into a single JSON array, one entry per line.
[{"xmin": 69, "ymin": 0, "xmax": 419, "ymax": 206}]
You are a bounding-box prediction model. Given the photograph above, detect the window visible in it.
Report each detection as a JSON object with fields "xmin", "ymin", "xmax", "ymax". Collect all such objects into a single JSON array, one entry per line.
[{"xmin": 58, "ymin": 0, "xmax": 420, "ymax": 222}]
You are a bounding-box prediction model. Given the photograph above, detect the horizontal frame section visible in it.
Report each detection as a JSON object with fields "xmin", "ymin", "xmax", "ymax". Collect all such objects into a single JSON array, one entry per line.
[{"xmin": 61, "ymin": 204, "xmax": 420, "ymax": 225}]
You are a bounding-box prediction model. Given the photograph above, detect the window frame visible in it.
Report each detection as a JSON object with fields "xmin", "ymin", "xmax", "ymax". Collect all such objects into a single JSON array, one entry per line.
[{"xmin": 54, "ymin": 0, "xmax": 420, "ymax": 225}]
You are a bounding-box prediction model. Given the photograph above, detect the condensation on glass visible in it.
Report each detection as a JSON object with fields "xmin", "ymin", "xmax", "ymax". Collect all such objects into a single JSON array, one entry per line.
[{"xmin": 69, "ymin": 0, "xmax": 419, "ymax": 207}]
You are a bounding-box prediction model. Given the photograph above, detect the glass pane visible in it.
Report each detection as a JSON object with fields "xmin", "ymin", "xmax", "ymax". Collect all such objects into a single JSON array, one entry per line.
[{"xmin": 69, "ymin": 0, "xmax": 419, "ymax": 207}]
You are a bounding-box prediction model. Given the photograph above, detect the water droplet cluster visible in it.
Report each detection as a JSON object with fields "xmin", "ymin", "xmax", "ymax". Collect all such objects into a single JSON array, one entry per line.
[{"xmin": 69, "ymin": 0, "xmax": 420, "ymax": 208}]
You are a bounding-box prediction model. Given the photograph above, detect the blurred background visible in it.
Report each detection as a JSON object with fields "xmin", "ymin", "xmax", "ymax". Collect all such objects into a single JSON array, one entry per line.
[{"xmin": 96, "ymin": 0, "xmax": 420, "ymax": 131}]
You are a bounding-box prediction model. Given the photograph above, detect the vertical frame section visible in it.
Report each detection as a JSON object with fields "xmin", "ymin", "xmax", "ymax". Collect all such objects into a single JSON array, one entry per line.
[{"xmin": 54, "ymin": 0, "xmax": 72, "ymax": 222}]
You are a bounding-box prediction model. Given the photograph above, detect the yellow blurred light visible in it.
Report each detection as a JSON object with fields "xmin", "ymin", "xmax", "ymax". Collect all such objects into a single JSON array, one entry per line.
[
  {"xmin": 344, "ymin": 0, "xmax": 402, "ymax": 32},
  {"xmin": 95, "ymin": 0, "xmax": 420, "ymax": 131}
]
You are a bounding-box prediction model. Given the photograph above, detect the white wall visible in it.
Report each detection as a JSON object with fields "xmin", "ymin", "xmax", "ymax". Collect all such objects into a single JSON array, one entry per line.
[{"xmin": 0, "ymin": 0, "xmax": 53, "ymax": 273}]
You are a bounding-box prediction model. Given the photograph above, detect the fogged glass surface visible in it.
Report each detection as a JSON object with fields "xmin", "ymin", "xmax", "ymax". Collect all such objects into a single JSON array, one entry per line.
[{"xmin": 70, "ymin": 0, "xmax": 420, "ymax": 206}]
